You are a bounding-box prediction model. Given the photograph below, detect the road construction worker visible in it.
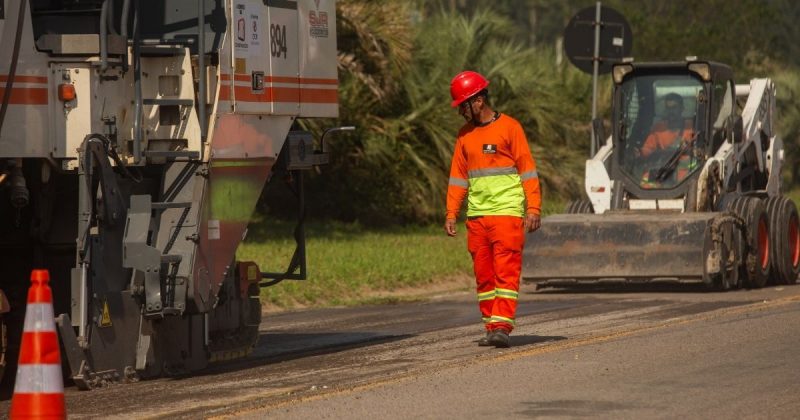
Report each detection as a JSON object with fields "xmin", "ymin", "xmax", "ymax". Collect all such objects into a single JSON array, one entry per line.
[
  {"xmin": 444, "ymin": 71, "xmax": 541, "ymax": 348},
  {"xmin": 639, "ymin": 92, "xmax": 698, "ymax": 188}
]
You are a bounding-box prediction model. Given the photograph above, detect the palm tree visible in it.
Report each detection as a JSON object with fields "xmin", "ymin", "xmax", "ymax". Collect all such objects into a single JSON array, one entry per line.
[{"xmin": 288, "ymin": 3, "xmax": 610, "ymax": 223}]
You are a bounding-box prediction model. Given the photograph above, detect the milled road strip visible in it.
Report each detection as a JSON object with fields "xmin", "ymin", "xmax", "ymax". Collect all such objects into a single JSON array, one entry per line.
[{"xmin": 215, "ymin": 294, "xmax": 800, "ymax": 419}]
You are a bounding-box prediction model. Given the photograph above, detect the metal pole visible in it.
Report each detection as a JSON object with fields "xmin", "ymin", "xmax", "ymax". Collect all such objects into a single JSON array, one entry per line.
[
  {"xmin": 198, "ymin": 0, "xmax": 207, "ymax": 144},
  {"xmin": 100, "ymin": 0, "xmax": 109, "ymax": 71},
  {"xmin": 297, "ymin": 170, "xmax": 306, "ymax": 279},
  {"xmin": 133, "ymin": 0, "xmax": 142, "ymax": 163},
  {"xmin": 78, "ymin": 251, "xmax": 89, "ymax": 347},
  {"xmin": 590, "ymin": 1, "xmax": 602, "ymax": 157}
]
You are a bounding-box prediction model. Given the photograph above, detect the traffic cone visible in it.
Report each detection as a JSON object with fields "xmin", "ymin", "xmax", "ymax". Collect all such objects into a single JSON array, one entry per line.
[{"xmin": 9, "ymin": 269, "xmax": 65, "ymax": 419}]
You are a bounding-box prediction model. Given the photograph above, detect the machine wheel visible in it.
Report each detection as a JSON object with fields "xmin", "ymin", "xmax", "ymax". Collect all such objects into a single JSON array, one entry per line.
[
  {"xmin": 704, "ymin": 219, "xmax": 740, "ymax": 291},
  {"xmin": 565, "ymin": 199, "xmax": 593, "ymax": 214},
  {"xmin": 728, "ymin": 197, "xmax": 770, "ymax": 288},
  {"xmin": 765, "ymin": 196, "xmax": 800, "ymax": 284},
  {"xmin": 717, "ymin": 222, "xmax": 740, "ymax": 290}
]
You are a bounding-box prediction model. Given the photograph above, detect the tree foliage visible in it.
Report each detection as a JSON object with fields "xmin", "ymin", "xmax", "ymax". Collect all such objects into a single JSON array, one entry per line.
[
  {"xmin": 262, "ymin": 0, "xmax": 800, "ymax": 224},
  {"xmin": 267, "ymin": 4, "xmax": 597, "ymax": 224}
]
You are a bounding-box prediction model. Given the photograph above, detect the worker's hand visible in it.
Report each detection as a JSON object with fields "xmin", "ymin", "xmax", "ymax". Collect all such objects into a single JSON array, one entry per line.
[
  {"xmin": 444, "ymin": 218, "xmax": 457, "ymax": 237},
  {"xmin": 524, "ymin": 212, "xmax": 541, "ymax": 233}
]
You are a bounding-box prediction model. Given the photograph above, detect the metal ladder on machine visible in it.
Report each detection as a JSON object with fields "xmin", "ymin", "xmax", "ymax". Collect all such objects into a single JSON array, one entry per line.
[
  {"xmin": 131, "ymin": 0, "xmax": 206, "ymax": 164},
  {"xmin": 124, "ymin": 0, "xmax": 208, "ymax": 318}
]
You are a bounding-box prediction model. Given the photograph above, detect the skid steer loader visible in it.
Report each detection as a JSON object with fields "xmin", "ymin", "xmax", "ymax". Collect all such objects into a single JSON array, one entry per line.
[{"xmin": 523, "ymin": 60, "xmax": 800, "ymax": 290}]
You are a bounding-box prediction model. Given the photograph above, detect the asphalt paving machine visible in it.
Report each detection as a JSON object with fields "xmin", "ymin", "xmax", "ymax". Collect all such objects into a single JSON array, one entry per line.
[
  {"xmin": 523, "ymin": 60, "xmax": 800, "ymax": 289},
  {"xmin": 0, "ymin": 0, "xmax": 341, "ymax": 389}
]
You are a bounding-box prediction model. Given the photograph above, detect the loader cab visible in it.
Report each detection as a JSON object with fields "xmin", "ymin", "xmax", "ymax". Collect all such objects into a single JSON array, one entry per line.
[{"xmin": 610, "ymin": 61, "xmax": 735, "ymax": 205}]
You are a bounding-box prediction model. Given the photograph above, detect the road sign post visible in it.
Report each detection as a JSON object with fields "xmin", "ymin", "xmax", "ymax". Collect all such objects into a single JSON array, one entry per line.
[
  {"xmin": 564, "ymin": 4, "xmax": 632, "ymax": 157},
  {"xmin": 591, "ymin": 2, "xmax": 601, "ymax": 157}
]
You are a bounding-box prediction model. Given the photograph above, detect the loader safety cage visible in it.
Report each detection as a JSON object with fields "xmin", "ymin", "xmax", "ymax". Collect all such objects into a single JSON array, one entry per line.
[{"xmin": 610, "ymin": 62, "xmax": 736, "ymax": 202}]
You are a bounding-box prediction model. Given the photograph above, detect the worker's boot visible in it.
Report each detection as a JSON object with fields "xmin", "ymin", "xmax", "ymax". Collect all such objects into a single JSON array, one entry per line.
[
  {"xmin": 477, "ymin": 331, "xmax": 493, "ymax": 346},
  {"xmin": 488, "ymin": 329, "xmax": 511, "ymax": 348}
]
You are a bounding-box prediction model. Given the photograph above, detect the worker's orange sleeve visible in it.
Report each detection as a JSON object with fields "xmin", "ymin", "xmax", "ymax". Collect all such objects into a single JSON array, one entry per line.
[
  {"xmin": 446, "ymin": 137, "xmax": 469, "ymax": 220},
  {"xmin": 641, "ymin": 132, "xmax": 658, "ymax": 157},
  {"xmin": 510, "ymin": 124, "xmax": 541, "ymax": 215}
]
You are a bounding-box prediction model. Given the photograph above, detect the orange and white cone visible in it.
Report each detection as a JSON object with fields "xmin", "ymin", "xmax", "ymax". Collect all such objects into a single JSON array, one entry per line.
[{"xmin": 9, "ymin": 269, "xmax": 66, "ymax": 420}]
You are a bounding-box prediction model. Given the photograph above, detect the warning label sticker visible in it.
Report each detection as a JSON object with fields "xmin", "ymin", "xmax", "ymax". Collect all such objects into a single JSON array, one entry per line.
[{"xmin": 100, "ymin": 300, "xmax": 113, "ymax": 327}]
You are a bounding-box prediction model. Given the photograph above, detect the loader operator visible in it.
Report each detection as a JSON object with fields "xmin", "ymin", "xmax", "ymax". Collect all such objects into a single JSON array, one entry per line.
[
  {"xmin": 444, "ymin": 71, "xmax": 542, "ymax": 348},
  {"xmin": 639, "ymin": 92, "xmax": 697, "ymax": 188}
]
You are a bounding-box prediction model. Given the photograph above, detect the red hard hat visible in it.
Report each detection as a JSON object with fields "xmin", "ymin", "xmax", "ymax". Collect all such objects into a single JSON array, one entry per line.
[{"xmin": 450, "ymin": 71, "xmax": 490, "ymax": 108}]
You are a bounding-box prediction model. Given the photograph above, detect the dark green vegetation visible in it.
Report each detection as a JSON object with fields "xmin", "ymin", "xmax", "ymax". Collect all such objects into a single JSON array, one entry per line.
[{"xmin": 261, "ymin": 0, "xmax": 800, "ymax": 225}]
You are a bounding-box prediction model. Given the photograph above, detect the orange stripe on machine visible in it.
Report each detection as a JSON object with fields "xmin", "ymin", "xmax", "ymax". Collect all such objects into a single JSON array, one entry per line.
[
  {"xmin": 0, "ymin": 75, "xmax": 48, "ymax": 84},
  {"xmin": 219, "ymin": 86, "xmax": 337, "ymax": 104},
  {"xmin": 220, "ymin": 74, "xmax": 338, "ymax": 85},
  {"xmin": 0, "ymin": 87, "xmax": 48, "ymax": 105},
  {"xmin": 220, "ymin": 74, "xmax": 251, "ymax": 82}
]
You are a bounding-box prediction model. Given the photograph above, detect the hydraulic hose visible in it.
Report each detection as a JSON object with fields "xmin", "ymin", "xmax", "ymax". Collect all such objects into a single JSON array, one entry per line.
[
  {"xmin": 121, "ymin": 0, "xmax": 131, "ymax": 71},
  {"xmin": 121, "ymin": 0, "xmax": 131, "ymax": 38},
  {"xmin": 106, "ymin": 0, "xmax": 118, "ymax": 35},
  {"xmin": 0, "ymin": 0, "xmax": 30, "ymax": 138},
  {"xmin": 100, "ymin": 0, "xmax": 109, "ymax": 71},
  {"xmin": 132, "ymin": 0, "xmax": 142, "ymax": 162}
]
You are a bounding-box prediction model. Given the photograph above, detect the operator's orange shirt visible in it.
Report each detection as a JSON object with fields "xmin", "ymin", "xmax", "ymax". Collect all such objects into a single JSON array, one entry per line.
[
  {"xmin": 446, "ymin": 113, "xmax": 541, "ymax": 219},
  {"xmin": 641, "ymin": 120, "xmax": 695, "ymax": 157}
]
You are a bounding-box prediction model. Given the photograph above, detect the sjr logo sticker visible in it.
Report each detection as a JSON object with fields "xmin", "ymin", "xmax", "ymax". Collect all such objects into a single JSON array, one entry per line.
[
  {"xmin": 309, "ymin": 10, "xmax": 329, "ymax": 38},
  {"xmin": 483, "ymin": 144, "xmax": 497, "ymax": 154}
]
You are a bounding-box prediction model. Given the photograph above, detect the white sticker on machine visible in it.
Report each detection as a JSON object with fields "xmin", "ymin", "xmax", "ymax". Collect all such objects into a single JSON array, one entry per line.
[
  {"xmin": 208, "ymin": 219, "xmax": 221, "ymax": 240},
  {"xmin": 234, "ymin": 2, "xmax": 249, "ymax": 56}
]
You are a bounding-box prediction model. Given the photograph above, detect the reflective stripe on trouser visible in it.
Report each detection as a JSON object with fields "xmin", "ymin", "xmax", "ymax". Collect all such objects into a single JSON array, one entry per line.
[{"xmin": 466, "ymin": 215, "xmax": 524, "ymax": 333}]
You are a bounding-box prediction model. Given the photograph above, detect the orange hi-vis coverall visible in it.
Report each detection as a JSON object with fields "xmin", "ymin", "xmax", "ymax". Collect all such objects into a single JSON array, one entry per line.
[
  {"xmin": 446, "ymin": 113, "xmax": 541, "ymax": 333},
  {"xmin": 640, "ymin": 120, "xmax": 696, "ymax": 186}
]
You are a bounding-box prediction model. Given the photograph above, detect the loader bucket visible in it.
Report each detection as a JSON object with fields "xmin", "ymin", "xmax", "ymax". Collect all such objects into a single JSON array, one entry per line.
[{"xmin": 522, "ymin": 211, "xmax": 721, "ymax": 287}]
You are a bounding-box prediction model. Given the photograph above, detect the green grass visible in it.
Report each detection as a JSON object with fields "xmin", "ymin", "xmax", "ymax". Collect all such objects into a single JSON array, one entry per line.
[
  {"xmin": 542, "ymin": 198, "xmax": 566, "ymax": 217},
  {"xmin": 239, "ymin": 196, "xmax": 565, "ymax": 311},
  {"xmin": 786, "ymin": 188, "xmax": 800, "ymax": 207},
  {"xmin": 237, "ymin": 218, "xmax": 473, "ymax": 309}
]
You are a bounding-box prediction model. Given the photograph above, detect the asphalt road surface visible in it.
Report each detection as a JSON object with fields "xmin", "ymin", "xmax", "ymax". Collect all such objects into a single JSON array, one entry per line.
[{"xmin": 1, "ymin": 284, "xmax": 799, "ymax": 419}]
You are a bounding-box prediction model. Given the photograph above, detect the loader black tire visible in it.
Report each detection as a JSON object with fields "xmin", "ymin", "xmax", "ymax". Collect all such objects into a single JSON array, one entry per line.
[
  {"xmin": 765, "ymin": 196, "xmax": 800, "ymax": 284},
  {"xmin": 565, "ymin": 199, "xmax": 593, "ymax": 214},
  {"xmin": 727, "ymin": 197, "xmax": 770, "ymax": 288}
]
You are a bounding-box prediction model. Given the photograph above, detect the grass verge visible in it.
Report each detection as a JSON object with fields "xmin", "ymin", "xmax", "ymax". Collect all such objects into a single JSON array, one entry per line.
[
  {"xmin": 785, "ymin": 187, "xmax": 800, "ymax": 207},
  {"xmin": 239, "ymin": 200, "xmax": 566, "ymax": 311},
  {"xmin": 238, "ymin": 218, "xmax": 474, "ymax": 310}
]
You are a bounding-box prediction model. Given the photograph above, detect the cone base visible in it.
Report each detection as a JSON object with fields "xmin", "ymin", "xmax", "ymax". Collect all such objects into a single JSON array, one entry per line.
[{"xmin": 9, "ymin": 392, "xmax": 66, "ymax": 419}]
